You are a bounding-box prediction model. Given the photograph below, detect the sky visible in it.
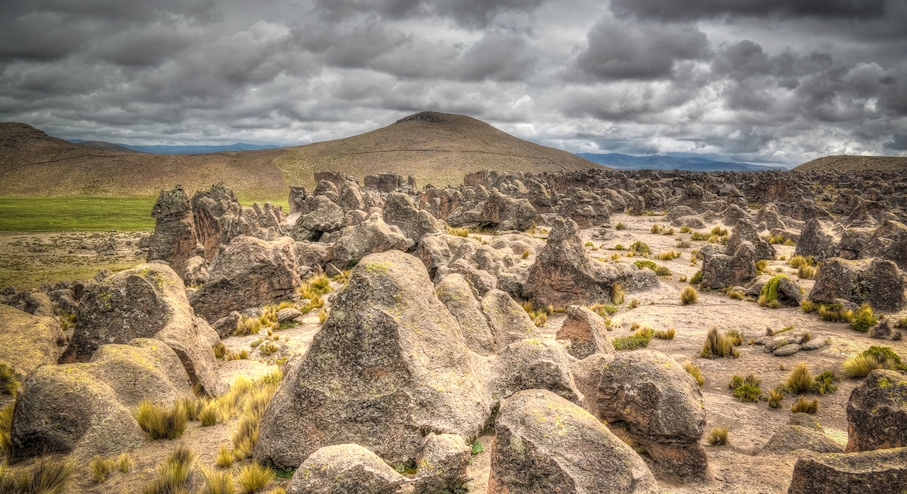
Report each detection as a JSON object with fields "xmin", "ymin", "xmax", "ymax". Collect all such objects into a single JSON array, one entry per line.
[{"xmin": 1, "ymin": 0, "xmax": 906, "ymax": 166}]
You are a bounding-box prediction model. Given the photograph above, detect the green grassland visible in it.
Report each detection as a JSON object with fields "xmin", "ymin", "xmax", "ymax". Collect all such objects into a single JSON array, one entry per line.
[{"xmin": 0, "ymin": 196, "xmax": 288, "ymax": 232}]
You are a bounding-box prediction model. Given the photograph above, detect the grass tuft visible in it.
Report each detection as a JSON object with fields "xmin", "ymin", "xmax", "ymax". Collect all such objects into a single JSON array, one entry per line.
[
  {"xmin": 216, "ymin": 445, "xmax": 234, "ymax": 469},
  {"xmin": 237, "ymin": 462, "xmax": 275, "ymax": 494},
  {"xmin": 117, "ymin": 453, "xmax": 134, "ymax": 473},
  {"xmin": 142, "ymin": 446, "xmax": 195, "ymax": 494},
  {"xmin": 0, "ymin": 365, "xmax": 19, "ymax": 397},
  {"xmin": 843, "ymin": 346, "xmax": 906, "ymax": 377},
  {"xmin": 791, "ymin": 396, "xmax": 819, "ymax": 414},
  {"xmin": 701, "ymin": 328, "xmax": 739, "ymax": 359},
  {"xmin": 706, "ymin": 427, "xmax": 729, "ymax": 445},
  {"xmin": 680, "ymin": 286, "xmax": 698, "ymax": 305},
  {"xmin": 784, "ymin": 363, "xmax": 814, "ymax": 394},
  {"xmin": 653, "ymin": 327, "xmax": 675, "ymax": 340},
  {"xmin": 730, "ymin": 374, "xmax": 762, "ymax": 402},
  {"xmin": 201, "ymin": 468, "xmax": 236, "ymax": 494},
  {"xmin": 768, "ymin": 387, "xmax": 785, "ymax": 408},
  {"xmin": 0, "ymin": 456, "xmax": 73, "ymax": 494},
  {"xmin": 89, "ymin": 456, "xmax": 116, "ymax": 484},
  {"xmin": 610, "ymin": 283, "xmax": 625, "ymax": 305},
  {"xmin": 135, "ymin": 400, "xmax": 188, "ymax": 440},
  {"xmin": 683, "ymin": 361, "xmax": 704, "ymax": 387},
  {"xmin": 850, "ymin": 303, "xmax": 877, "ymax": 332}
]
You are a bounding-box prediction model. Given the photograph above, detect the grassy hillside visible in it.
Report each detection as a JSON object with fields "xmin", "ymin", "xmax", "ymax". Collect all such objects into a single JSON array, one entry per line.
[
  {"xmin": 794, "ymin": 155, "xmax": 907, "ymax": 172},
  {"xmin": 0, "ymin": 112, "xmax": 598, "ymax": 199}
]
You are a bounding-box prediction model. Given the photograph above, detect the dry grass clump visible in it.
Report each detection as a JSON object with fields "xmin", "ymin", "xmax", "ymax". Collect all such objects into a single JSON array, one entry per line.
[
  {"xmin": 791, "ymin": 397, "xmax": 819, "ymax": 414},
  {"xmin": 797, "ymin": 265, "xmax": 816, "ymax": 279},
  {"xmin": 90, "ymin": 456, "xmax": 116, "ymax": 483},
  {"xmin": 0, "ymin": 404, "xmax": 13, "ymax": 456},
  {"xmin": 613, "ymin": 328, "xmax": 653, "ymax": 350},
  {"xmin": 134, "ymin": 400, "xmax": 188, "ymax": 440},
  {"xmin": 615, "ymin": 222, "xmax": 627, "ymax": 230},
  {"xmin": 521, "ymin": 249, "xmax": 530, "ymax": 259},
  {"xmin": 214, "ymin": 342, "xmax": 228, "ymax": 359},
  {"xmin": 683, "ymin": 361, "xmax": 704, "ymax": 387},
  {"xmin": 520, "ymin": 301, "xmax": 550, "ymax": 327},
  {"xmin": 813, "ymin": 371, "xmax": 838, "ymax": 395},
  {"xmin": 651, "ymin": 224, "xmax": 665, "ymax": 234},
  {"xmin": 237, "ymin": 462, "xmax": 275, "ymax": 494},
  {"xmin": 588, "ymin": 303, "xmax": 618, "ymax": 317},
  {"xmin": 705, "ymin": 427, "xmax": 729, "ymax": 445},
  {"xmin": 223, "ymin": 373, "xmax": 282, "ymax": 462},
  {"xmin": 142, "ymin": 446, "xmax": 195, "ymax": 494},
  {"xmin": 216, "ymin": 445, "xmax": 234, "ymax": 469},
  {"xmin": 447, "ymin": 226, "xmax": 469, "ymax": 237},
  {"xmin": 843, "ymin": 346, "xmax": 906, "ymax": 377},
  {"xmin": 701, "ymin": 328, "xmax": 739, "ymax": 358},
  {"xmin": 201, "ymin": 467, "xmax": 236, "ymax": 494},
  {"xmin": 117, "ymin": 452, "xmax": 134, "ymax": 473},
  {"xmin": 768, "ymin": 388, "xmax": 785, "ymax": 408},
  {"xmin": 611, "ymin": 283, "xmax": 625, "ymax": 305},
  {"xmin": 0, "ymin": 365, "xmax": 19, "ymax": 397},
  {"xmin": 653, "ymin": 327, "xmax": 675, "ymax": 339},
  {"xmin": 788, "ymin": 255, "xmax": 814, "ymax": 269},
  {"xmin": 628, "ymin": 241, "xmax": 650, "ymax": 255},
  {"xmin": 628, "ymin": 299, "xmax": 640, "ymax": 309},
  {"xmin": 199, "ymin": 403, "xmax": 219, "ymax": 426},
  {"xmin": 784, "ymin": 363, "xmax": 814, "ymax": 394},
  {"xmin": 680, "ymin": 286, "xmax": 698, "ymax": 305},
  {"xmin": 726, "ymin": 329, "xmax": 743, "ymax": 346},
  {"xmin": 0, "ymin": 456, "xmax": 73, "ymax": 494},
  {"xmin": 850, "ymin": 303, "xmax": 878, "ymax": 332}
]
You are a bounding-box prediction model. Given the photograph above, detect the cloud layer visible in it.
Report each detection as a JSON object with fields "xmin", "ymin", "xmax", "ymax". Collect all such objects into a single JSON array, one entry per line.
[{"xmin": 1, "ymin": 0, "xmax": 905, "ymax": 165}]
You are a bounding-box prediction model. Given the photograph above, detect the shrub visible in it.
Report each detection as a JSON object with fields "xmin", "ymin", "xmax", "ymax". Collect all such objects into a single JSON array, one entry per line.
[
  {"xmin": 143, "ymin": 446, "xmax": 195, "ymax": 494},
  {"xmin": 726, "ymin": 329, "xmax": 743, "ymax": 346},
  {"xmin": 90, "ymin": 456, "xmax": 115, "ymax": 483},
  {"xmin": 705, "ymin": 427, "xmax": 728, "ymax": 445},
  {"xmin": 690, "ymin": 270, "xmax": 702, "ymax": 284},
  {"xmin": 654, "ymin": 327, "xmax": 675, "ymax": 339},
  {"xmin": 201, "ymin": 468, "xmax": 235, "ymax": 494},
  {"xmin": 237, "ymin": 462, "xmax": 274, "ymax": 494},
  {"xmin": 767, "ymin": 234, "xmax": 787, "ymax": 244},
  {"xmin": 0, "ymin": 365, "xmax": 19, "ymax": 397},
  {"xmin": 755, "ymin": 260, "xmax": 768, "ymax": 274},
  {"xmin": 850, "ymin": 303, "xmax": 877, "ymax": 332},
  {"xmin": 730, "ymin": 374, "xmax": 762, "ymax": 402},
  {"xmin": 611, "ymin": 283, "xmax": 625, "ymax": 305},
  {"xmin": 701, "ymin": 328, "xmax": 739, "ymax": 358},
  {"xmin": 117, "ymin": 453, "xmax": 134, "ymax": 473},
  {"xmin": 0, "ymin": 456, "xmax": 73, "ymax": 494},
  {"xmin": 135, "ymin": 400, "xmax": 188, "ymax": 440},
  {"xmin": 691, "ymin": 232, "xmax": 710, "ymax": 241},
  {"xmin": 758, "ymin": 274, "xmax": 789, "ymax": 307},
  {"xmin": 447, "ymin": 226, "xmax": 469, "ymax": 237},
  {"xmin": 628, "ymin": 299, "xmax": 640, "ymax": 309},
  {"xmin": 0, "ymin": 404, "xmax": 12, "ymax": 456},
  {"xmin": 788, "ymin": 255, "xmax": 814, "ymax": 269},
  {"xmin": 784, "ymin": 363, "xmax": 814, "ymax": 394},
  {"xmin": 791, "ymin": 397, "xmax": 818, "ymax": 414},
  {"xmin": 654, "ymin": 266, "xmax": 672, "ymax": 276},
  {"xmin": 614, "ymin": 244, "xmax": 625, "ymax": 251},
  {"xmin": 471, "ymin": 441, "xmax": 484, "ymax": 455},
  {"xmin": 676, "ymin": 239, "xmax": 691, "ymax": 248},
  {"xmin": 651, "ymin": 224, "xmax": 664, "ymax": 234},
  {"xmin": 615, "ymin": 222, "xmax": 627, "ymax": 230},
  {"xmin": 843, "ymin": 346, "xmax": 906, "ymax": 377},
  {"xmin": 768, "ymin": 388, "xmax": 785, "ymax": 408},
  {"xmin": 680, "ymin": 286, "xmax": 698, "ymax": 305},
  {"xmin": 711, "ymin": 226, "xmax": 728, "ymax": 236},
  {"xmin": 588, "ymin": 303, "xmax": 618, "ymax": 317},
  {"xmin": 634, "ymin": 260, "xmax": 657, "ymax": 271},
  {"xmin": 213, "ymin": 342, "xmax": 228, "ymax": 359},
  {"xmin": 813, "ymin": 371, "xmax": 838, "ymax": 395},
  {"xmin": 683, "ymin": 361, "xmax": 704, "ymax": 387},
  {"xmin": 613, "ymin": 328, "xmax": 653, "ymax": 350},
  {"xmin": 797, "ymin": 265, "xmax": 816, "ymax": 279},
  {"xmin": 629, "ymin": 241, "xmax": 650, "ymax": 255},
  {"xmin": 801, "ymin": 300, "xmax": 816, "ymax": 313},
  {"xmin": 680, "ymin": 225, "xmax": 692, "ymax": 233},
  {"xmin": 216, "ymin": 445, "xmax": 234, "ymax": 469}
]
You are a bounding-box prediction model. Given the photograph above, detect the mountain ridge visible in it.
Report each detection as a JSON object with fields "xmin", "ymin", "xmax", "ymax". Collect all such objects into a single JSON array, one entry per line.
[{"xmin": 578, "ymin": 153, "xmax": 784, "ymax": 172}]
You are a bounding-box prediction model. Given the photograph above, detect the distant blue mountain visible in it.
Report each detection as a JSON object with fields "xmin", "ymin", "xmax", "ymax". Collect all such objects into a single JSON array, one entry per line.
[
  {"xmin": 69, "ymin": 140, "xmax": 281, "ymax": 155},
  {"xmin": 578, "ymin": 153, "xmax": 785, "ymax": 172}
]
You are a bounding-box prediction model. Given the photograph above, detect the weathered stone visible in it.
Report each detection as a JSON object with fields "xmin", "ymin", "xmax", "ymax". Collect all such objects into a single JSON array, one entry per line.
[
  {"xmin": 383, "ymin": 192, "xmax": 442, "ymax": 244},
  {"xmin": 190, "ymin": 236, "xmax": 301, "ymax": 322},
  {"xmin": 147, "ymin": 185, "xmax": 199, "ymax": 275},
  {"xmin": 192, "ymin": 183, "xmax": 286, "ymax": 259},
  {"xmin": 488, "ymin": 389, "xmax": 657, "ymax": 494},
  {"xmin": 526, "ymin": 217, "xmax": 656, "ymax": 306},
  {"xmin": 846, "ymin": 369, "xmax": 907, "ymax": 452},
  {"xmin": 482, "ymin": 339, "xmax": 583, "ymax": 406},
  {"xmin": 413, "ymin": 434, "xmax": 470, "ymax": 494},
  {"xmin": 330, "ymin": 213, "xmax": 414, "ymax": 268},
  {"xmin": 808, "ymin": 257, "xmax": 906, "ymax": 312},
  {"xmin": 481, "ymin": 289, "xmax": 540, "ymax": 350},
  {"xmin": 556, "ymin": 305, "xmax": 615, "ymax": 359},
  {"xmin": 796, "ymin": 219, "xmax": 841, "ymax": 262},
  {"xmin": 277, "ymin": 307, "xmax": 302, "ymax": 323},
  {"xmin": 773, "ymin": 343, "xmax": 802, "ymax": 356},
  {"xmin": 435, "ymin": 273, "xmax": 496, "ymax": 355},
  {"xmin": 0, "ymin": 304, "xmax": 63, "ymax": 376},
  {"xmin": 482, "ymin": 190, "xmax": 538, "ymax": 231},
  {"xmin": 286, "ymin": 444, "xmax": 407, "ymax": 494},
  {"xmin": 593, "ymin": 350, "xmax": 709, "ymax": 478},
  {"xmin": 727, "ymin": 218, "xmax": 775, "ymax": 260},
  {"xmin": 255, "ymin": 251, "xmax": 489, "ymax": 468},
  {"xmin": 758, "ymin": 425, "xmax": 843, "ymax": 456},
  {"xmin": 700, "ymin": 242, "xmax": 757, "ymax": 289},
  {"xmin": 182, "ymin": 255, "xmax": 208, "ymax": 287},
  {"xmin": 788, "ymin": 447, "xmax": 907, "ymax": 494}
]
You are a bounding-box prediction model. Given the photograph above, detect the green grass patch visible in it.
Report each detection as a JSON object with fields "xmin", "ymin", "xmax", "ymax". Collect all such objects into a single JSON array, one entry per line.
[{"xmin": 0, "ymin": 197, "xmax": 157, "ymax": 232}]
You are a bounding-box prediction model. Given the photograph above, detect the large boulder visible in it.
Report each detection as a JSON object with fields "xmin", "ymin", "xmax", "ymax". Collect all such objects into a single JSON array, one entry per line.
[
  {"xmin": 191, "ymin": 183, "xmax": 285, "ymax": 258},
  {"xmin": 67, "ymin": 263, "xmax": 225, "ymax": 395},
  {"xmin": 592, "ymin": 350, "xmax": 709, "ymax": 478},
  {"xmin": 727, "ymin": 218, "xmax": 775, "ymax": 260},
  {"xmin": 482, "ymin": 339, "xmax": 583, "ymax": 407},
  {"xmin": 480, "ymin": 289, "xmax": 540, "ymax": 350},
  {"xmin": 329, "ymin": 213, "xmax": 414, "ymax": 269},
  {"xmin": 11, "ymin": 338, "xmax": 192, "ymax": 460},
  {"xmin": 383, "ymin": 192, "xmax": 443, "ymax": 244},
  {"xmin": 796, "ymin": 219, "xmax": 840, "ymax": 262},
  {"xmin": 286, "ymin": 444, "xmax": 407, "ymax": 494},
  {"xmin": 435, "ymin": 273, "xmax": 496, "ymax": 355},
  {"xmin": 0, "ymin": 304, "xmax": 63, "ymax": 376},
  {"xmin": 488, "ymin": 389, "xmax": 657, "ymax": 494},
  {"xmin": 556, "ymin": 305, "xmax": 615, "ymax": 359},
  {"xmin": 787, "ymin": 447, "xmax": 907, "ymax": 494},
  {"xmin": 845, "ymin": 369, "xmax": 907, "ymax": 452},
  {"xmin": 482, "ymin": 190, "xmax": 538, "ymax": 231},
  {"xmin": 254, "ymin": 251, "xmax": 489, "ymax": 468},
  {"xmin": 861, "ymin": 220, "xmax": 907, "ymax": 270},
  {"xmin": 526, "ymin": 217, "xmax": 656, "ymax": 307},
  {"xmin": 292, "ymin": 196, "xmax": 345, "ymax": 241},
  {"xmin": 700, "ymin": 242, "xmax": 757, "ymax": 290},
  {"xmin": 190, "ymin": 236, "xmax": 302, "ymax": 322},
  {"xmin": 147, "ymin": 185, "xmax": 201, "ymax": 275},
  {"xmin": 413, "ymin": 434, "xmax": 471, "ymax": 494},
  {"xmin": 808, "ymin": 257, "xmax": 906, "ymax": 312}
]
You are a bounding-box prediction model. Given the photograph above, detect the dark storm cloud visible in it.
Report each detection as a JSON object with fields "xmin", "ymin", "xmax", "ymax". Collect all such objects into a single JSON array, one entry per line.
[
  {"xmin": 569, "ymin": 18, "xmax": 709, "ymax": 80},
  {"xmin": 0, "ymin": 0, "xmax": 905, "ymax": 162},
  {"xmin": 608, "ymin": 0, "xmax": 887, "ymax": 22}
]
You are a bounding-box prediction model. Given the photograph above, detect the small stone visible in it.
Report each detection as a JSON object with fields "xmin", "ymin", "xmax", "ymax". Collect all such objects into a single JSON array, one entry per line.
[{"xmin": 773, "ymin": 343, "xmax": 802, "ymax": 356}]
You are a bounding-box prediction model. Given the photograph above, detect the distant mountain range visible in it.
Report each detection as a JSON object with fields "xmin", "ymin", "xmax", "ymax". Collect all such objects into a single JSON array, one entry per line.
[
  {"xmin": 578, "ymin": 153, "xmax": 786, "ymax": 172},
  {"xmin": 69, "ymin": 139, "xmax": 280, "ymax": 154}
]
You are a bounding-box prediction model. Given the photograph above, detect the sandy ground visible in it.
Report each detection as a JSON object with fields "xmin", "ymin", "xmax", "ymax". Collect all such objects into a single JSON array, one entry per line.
[{"xmin": 17, "ymin": 211, "xmax": 907, "ymax": 493}]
